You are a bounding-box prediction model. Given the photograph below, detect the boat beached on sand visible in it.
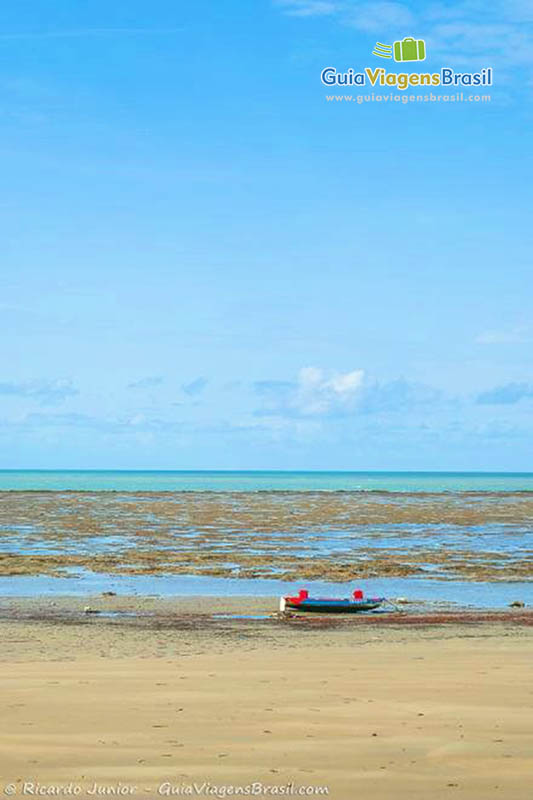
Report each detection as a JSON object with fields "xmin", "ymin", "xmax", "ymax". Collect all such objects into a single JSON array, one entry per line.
[{"xmin": 280, "ymin": 588, "xmax": 385, "ymax": 614}]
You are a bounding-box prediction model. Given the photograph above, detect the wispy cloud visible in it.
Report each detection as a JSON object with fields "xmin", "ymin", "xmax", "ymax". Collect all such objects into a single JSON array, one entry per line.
[
  {"xmin": 274, "ymin": 0, "xmax": 338, "ymax": 17},
  {"xmin": 13, "ymin": 411, "xmax": 183, "ymax": 434},
  {"xmin": 346, "ymin": 2, "xmax": 415, "ymax": 33},
  {"xmin": 253, "ymin": 379, "xmax": 295, "ymax": 396},
  {"xmin": 182, "ymin": 377, "xmax": 208, "ymax": 397},
  {"xmin": 274, "ymin": 0, "xmax": 533, "ymax": 69},
  {"xmin": 0, "ymin": 379, "xmax": 78, "ymax": 406},
  {"xmin": 127, "ymin": 376, "xmax": 164, "ymax": 390},
  {"xmin": 359, "ymin": 378, "xmax": 442, "ymax": 413},
  {"xmin": 508, "ymin": 0, "xmax": 533, "ymax": 22},
  {"xmin": 476, "ymin": 324, "xmax": 532, "ymax": 344},
  {"xmin": 477, "ymin": 382, "xmax": 533, "ymax": 405},
  {"xmin": 429, "ymin": 20, "xmax": 533, "ymax": 69},
  {"xmin": 0, "ymin": 27, "xmax": 184, "ymax": 41}
]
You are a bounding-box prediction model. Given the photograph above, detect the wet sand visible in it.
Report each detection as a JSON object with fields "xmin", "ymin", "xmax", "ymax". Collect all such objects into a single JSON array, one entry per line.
[{"xmin": 1, "ymin": 595, "xmax": 532, "ymax": 799}]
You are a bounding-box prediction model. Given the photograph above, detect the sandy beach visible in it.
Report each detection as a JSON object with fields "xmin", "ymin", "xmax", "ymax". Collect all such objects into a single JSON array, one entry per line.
[{"xmin": 1, "ymin": 596, "xmax": 532, "ymax": 800}]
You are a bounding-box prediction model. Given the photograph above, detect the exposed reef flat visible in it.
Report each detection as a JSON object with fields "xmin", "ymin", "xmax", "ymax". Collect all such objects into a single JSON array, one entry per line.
[{"xmin": 0, "ymin": 490, "xmax": 531, "ymax": 582}]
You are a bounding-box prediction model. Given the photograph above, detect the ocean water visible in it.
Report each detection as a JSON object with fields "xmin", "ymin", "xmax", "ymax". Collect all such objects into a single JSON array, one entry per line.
[
  {"xmin": 0, "ymin": 570, "xmax": 529, "ymax": 610},
  {"xmin": 0, "ymin": 470, "xmax": 532, "ymax": 492}
]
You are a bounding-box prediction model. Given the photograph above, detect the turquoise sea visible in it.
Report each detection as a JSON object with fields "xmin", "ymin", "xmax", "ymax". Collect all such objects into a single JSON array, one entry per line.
[{"xmin": 1, "ymin": 470, "xmax": 532, "ymax": 492}]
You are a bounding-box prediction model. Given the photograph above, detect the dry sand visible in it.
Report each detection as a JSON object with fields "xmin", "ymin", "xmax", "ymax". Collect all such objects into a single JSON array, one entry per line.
[{"xmin": 1, "ymin": 596, "xmax": 532, "ymax": 799}]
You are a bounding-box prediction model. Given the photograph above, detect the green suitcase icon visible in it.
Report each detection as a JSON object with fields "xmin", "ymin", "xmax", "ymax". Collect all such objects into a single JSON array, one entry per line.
[{"xmin": 393, "ymin": 37, "xmax": 426, "ymax": 62}]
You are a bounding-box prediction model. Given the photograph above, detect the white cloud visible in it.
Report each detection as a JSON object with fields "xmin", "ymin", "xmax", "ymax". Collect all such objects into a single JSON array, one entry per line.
[
  {"xmin": 328, "ymin": 369, "xmax": 365, "ymax": 394},
  {"xmin": 254, "ymin": 366, "xmax": 364, "ymax": 417},
  {"xmin": 254, "ymin": 368, "xmax": 448, "ymax": 420},
  {"xmin": 293, "ymin": 366, "xmax": 364, "ymax": 415}
]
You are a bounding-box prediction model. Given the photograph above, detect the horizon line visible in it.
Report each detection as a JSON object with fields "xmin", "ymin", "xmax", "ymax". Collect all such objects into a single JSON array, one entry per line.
[{"xmin": 0, "ymin": 468, "xmax": 532, "ymax": 475}]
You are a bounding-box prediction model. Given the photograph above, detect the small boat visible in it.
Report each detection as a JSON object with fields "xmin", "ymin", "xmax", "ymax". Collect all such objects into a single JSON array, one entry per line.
[{"xmin": 280, "ymin": 588, "xmax": 384, "ymax": 614}]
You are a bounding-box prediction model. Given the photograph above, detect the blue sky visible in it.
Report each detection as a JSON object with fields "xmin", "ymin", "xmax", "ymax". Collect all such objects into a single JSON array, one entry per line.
[{"xmin": 2, "ymin": 0, "xmax": 532, "ymax": 470}]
